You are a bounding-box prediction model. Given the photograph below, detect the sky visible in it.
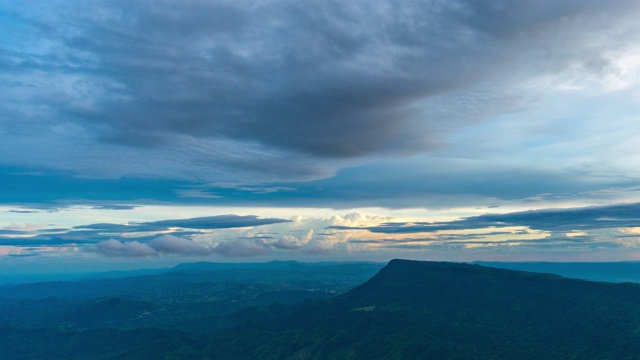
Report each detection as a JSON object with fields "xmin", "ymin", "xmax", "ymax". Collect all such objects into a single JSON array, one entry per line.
[{"xmin": 3, "ymin": 0, "xmax": 640, "ymax": 275}]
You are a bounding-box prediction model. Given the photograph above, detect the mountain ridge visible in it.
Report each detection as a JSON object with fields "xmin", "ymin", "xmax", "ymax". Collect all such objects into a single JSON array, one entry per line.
[
  {"xmin": 4, "ymin": 260, "xmax": 640, "ymax": 359},
  {"xmin": 204, "ymin": 259, "xmax": 640, "ymax": 359}
]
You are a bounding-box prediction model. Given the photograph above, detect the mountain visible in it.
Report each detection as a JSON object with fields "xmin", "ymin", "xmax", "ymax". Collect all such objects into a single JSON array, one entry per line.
[
  {"xmin": 203, "ymin": 260, "xmax": 640, "ymax": 359},
  {"xmin": 4, "ymin": 260, "xmax": 640, "ymax": 359}
]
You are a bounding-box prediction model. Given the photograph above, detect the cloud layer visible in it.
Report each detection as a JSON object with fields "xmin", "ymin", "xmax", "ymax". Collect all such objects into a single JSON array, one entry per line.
[
  {"xmin": 76, "ymin": 215, "xmax": 290, "ymax": 233},
  {"xmin": 97, "ymin": 235, "xmax": 211, "ymax": 257},
  {"xmin": 3, "ymin": 0, "xmax": 640, "ymax": 186},
  {"xmin": 4, "ymin": 1, "xmax": 640, "ymax": 264},
  {"xmin": 337, "ymin": 203, "xmax": 640, "ymax": 234}
]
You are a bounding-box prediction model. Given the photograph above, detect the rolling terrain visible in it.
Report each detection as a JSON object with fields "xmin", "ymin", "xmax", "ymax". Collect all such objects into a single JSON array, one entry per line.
[{"xmin": 4, "ymin": 260, "xmax": 640, "ymax": 359}]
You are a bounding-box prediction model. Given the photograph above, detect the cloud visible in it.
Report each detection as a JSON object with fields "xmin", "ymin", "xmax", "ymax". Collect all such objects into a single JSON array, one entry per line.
[
  {"xmin": 150, "ymin": 215, "xmax": 291, "ymax": 230},
  {"xmin": 147, "ymin": 234, "xmax": 211, "ymax": 256},
  {"xmin": 0, "ymin": 230, "xmax": 29, "ymax": 235},
  {"xmin": 3, "ymin": 0, "xmax": 640, "ymax": 185},
  {"xmin": 212, "ymin": 238, "xmax": 271, "ymax": 257},
  {"xmin": 1, "ymin": 214, "xmax": 351, "ymax": 258},
  {"xmin": 335, "ymin": 203, "xmax": 640, "ymax": 234},
  {"xmin": 91, "ymin": 205, "xmax": 137, "ymax": 210},
  {"xmin": 176, "ymin": 189, "xmax": 222, "ymax": 199},
  {"xmin": 305, "ymin": 245, "xmax": 334, "ymax": 256},
  {"xmin": 160, "ymin": 159, "xmax": 640, "ymax": 209},
  {"xmin": 97, "ymin": 232, "xmax": 312, "ymax": 258},
  {"xmin": 347, "ymin": 231, "xmax": 520, "ymax": 245},
  {"xmin": 272, "ymin": 235, "xmax": 306, "ymax": 250},
  {"xmin": 96, "ymin": 239, "xmax": 158, "ymax": 257},
  {"xmin": 96, "ymin": 235, "xmax": 210, "ymax": 257},
  {"xmin": 0, "ymin": 236, "xmax": 98, "ymax": 247},
  {"xmin": 76, "ymin": 215, "xmax": 291, "ymax": 233},
  {"xmin": 272, "ymin": 231, "xmax": 314, "ymax": 250}
]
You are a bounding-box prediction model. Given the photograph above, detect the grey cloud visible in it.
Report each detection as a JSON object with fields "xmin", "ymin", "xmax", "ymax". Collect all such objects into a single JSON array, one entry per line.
[
  {"xmin": 96, "ymin": 239, "xmax": 158, "ymax": 257},
  {"xmin": 305, "ymin": 245, "xmax": 334, "ymax": 256},
  {"xmin": 0, "ymin": 237, "xmax": 97, "ymax": 247},
  {"xmin": 4, "ymin": 0, "xmax": 638, "ymax": 183},
  {"xmin": 0, "ymin": 230, "xmax": 29, "ymax": 235},
  {"xmin": 36, "ymin": 228, "xmax": 69, "ymax": 233},
  {"xmin": 445, "ymin": 203, "xmax": 640, "ymax": 232},
  {"xmin": 6, "ymin": 253, "xmax": 41, "ymax": 258},
  {"xmin": 235, "ymin": 187, "xmax": 296, "ymax": 195},
  {"xmin": 1, "ymin": 215, "xmax": 288, "ymax": 254},
  {"xmin": 150, "ymin": 215, "xmax": 290, "ymax": 229},
  {"xmin": 75, "ymin": 223, "xmax": 131, "ymax": 231},
  {"xmin": 91, "ymin": 205, "xmax": 137, "ymax": 210},
  {"xmin": 376, "ymin": 234, "xmax": 611, "ymax": 251},
  {"xmin": 98, "ymin": 234, "xmax": 302, "ymax": 258},
  {"xmin": 347, "ymin": 231, "xmax": 519, "ymax": 245},
  {"xmin": 212, "ymin": 238, "xmax": 271, "ymax": 257},
  {"xmin": 615, "ymin": 234, "xmax": 640, "ymax": 239},
  {"xmin": 237, "ymin": 236, "xmax": 274, "ymax": 240},
  {"xmin": 272, "ymin": 237, "xmax": 304, "ymax": 250},
  {"xmin": 96, "ymin": 235, "xmax": 211, "ymax": 257},
  {"xmin": 76, "ymin": 215, "xmax": 290, "ymax": 233},
  {"xmin": 146, "ymin": 234, "xmax": 210, "ymax": 256},
  {"xmin": 0, "ymin": 229, "xmax": 107, "ymax": 247},
  {"xmin": 196, "ymin": 157, "xmax": 637, "ymax": 209},
  {"xmin": 336, "ymin": 203, "xmax": 640, "ymax": 234}
]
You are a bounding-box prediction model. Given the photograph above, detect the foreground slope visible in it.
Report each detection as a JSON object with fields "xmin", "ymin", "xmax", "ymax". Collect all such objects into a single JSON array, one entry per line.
[{"xmin": 206, "ymin": 260, "xmax": 640, "ymax": 359}]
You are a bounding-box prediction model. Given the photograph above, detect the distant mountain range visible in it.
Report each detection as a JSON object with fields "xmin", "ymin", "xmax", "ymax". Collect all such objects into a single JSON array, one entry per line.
[{"xmin": 4, "ymin": 260, "xmax": 640, "ymax": 359}]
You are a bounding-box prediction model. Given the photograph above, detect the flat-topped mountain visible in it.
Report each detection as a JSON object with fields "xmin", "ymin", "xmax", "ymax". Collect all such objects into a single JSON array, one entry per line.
[{"xmin": 205, "ymin": 260, "xmax": 640, "ymax": 359}]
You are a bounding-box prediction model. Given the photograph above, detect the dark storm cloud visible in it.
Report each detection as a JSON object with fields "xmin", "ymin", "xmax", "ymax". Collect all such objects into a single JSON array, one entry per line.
[
  {"xmin": 3, "ymin": 0, "xmax": 640, "ymax": 218},
  {"xmin": 335, "ymin": 203, "xmax": 640, "ymax": 234},
  {"xmin": 5, "ymin": 0, "xmax": 636, "ymax": 165}
]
